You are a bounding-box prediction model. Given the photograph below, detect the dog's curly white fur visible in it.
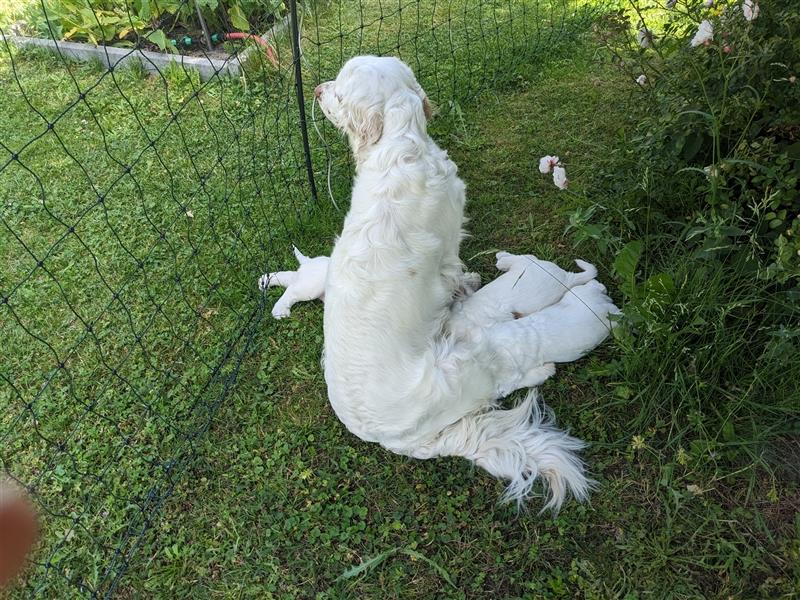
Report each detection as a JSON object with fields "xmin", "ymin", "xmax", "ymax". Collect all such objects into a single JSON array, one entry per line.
[{"xmin": 317, "ymin": 56, "xmax": 609, "ymax": 510}]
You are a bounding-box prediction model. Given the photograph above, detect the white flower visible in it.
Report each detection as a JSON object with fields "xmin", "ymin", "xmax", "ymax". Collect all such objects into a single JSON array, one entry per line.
[
  {"xmin": 703, "ymin": 0, "xmax": 713, "ymax": 7},
  {"xmin": 552, "ymin": 165, "xmax": 568, "ymax": 190},
  {"xmin": 742, "ymin": 0, "xmax": 759, "ymax": 21},
  {"xmin": 637, "ymin": 27, "xmax": 652, "ymax": 48},
  {"xmin": 690, "ymin": 20, "xmax": 714, "ymax": 47},
  {"xmin": 538, "ymin": 155, "xmax": 560, "ymax": 174},
  {"xmin": 636, "ymin": 74, "xmax": 648, "ymax": 86}
]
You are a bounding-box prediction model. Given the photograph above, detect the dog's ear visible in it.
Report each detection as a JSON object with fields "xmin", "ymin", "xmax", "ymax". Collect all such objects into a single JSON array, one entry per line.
[
  {"xmin": 345, "ymin": 102, "xmax": 383, "ymax": 154},
  {"xmin": 422, "ymin": 96, "xmax": 434, "ymax": 121},
  {"xmin": 356, "ymin": 106, "xmax": 384, "ymax": 148},
  {"xmin": 383, "ymin": 91, "xmax": 427, "ymax": 138},
  {"xmin": 413, "ymin": 83, "xmax": 434, "ymax": 121}
]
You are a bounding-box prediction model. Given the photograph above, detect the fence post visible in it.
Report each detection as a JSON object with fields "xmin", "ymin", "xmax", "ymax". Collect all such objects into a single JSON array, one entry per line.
[{"xmin": 289, "ymin": 0, "xmax": 318, "ymax": 203}]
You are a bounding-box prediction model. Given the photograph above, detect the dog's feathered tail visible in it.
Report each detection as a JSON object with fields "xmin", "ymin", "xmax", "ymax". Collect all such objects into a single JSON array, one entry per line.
[{"xmin": 413, "ymin": 391, "xmax": 592, "ymax": 512}]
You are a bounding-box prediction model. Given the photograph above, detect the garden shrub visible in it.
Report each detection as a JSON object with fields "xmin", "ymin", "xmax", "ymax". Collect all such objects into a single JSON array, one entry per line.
[
  {"xmin": 11, "ymin": 0, "xmax": 286, "ymax": 51},
  {"xmin": 598, "ymin": 0, "xmax": 800, "ymax": 282}
]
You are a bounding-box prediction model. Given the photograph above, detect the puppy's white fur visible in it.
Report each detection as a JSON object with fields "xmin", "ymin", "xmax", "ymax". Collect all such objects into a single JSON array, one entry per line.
[
  {"xmin": 318, "ymin": 56, "xmax": 604, "ymax": 510},
  {"xmin": 450, "ymin": 251, "xmax": 597, "ymax": 341},
  {"xmin": 259, "ymin": 247, "xmax": 329, "ymax": 319}
]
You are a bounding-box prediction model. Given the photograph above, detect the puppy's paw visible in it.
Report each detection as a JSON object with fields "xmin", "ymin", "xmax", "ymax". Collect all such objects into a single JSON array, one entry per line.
[
  {"xmin": 495, "ymin": 251, "xmax": 516, "ymax": 272},
  {"xmin": 271, "ymin": 306, "xmax": 291, "ymax": 319},
  {"xmin": 452, "ymin": 273, "xmax": 481, "ymax": 301},
  {"xmin": 522, "ymin": 363, "xmax": 556, "ymax": 387},
  {"xmin": 462, "ymin": 271, "xmax": 482, "ymax": 292}
]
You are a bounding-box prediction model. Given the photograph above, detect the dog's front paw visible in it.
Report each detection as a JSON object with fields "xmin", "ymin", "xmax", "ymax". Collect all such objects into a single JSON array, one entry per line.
[
  {"xmin": 462, "ymin": 271, "xmax": 482, "ymax": 292},
  {"xmin": 452, "ymin": 272, "xmax": 482, "ymax": 300}
]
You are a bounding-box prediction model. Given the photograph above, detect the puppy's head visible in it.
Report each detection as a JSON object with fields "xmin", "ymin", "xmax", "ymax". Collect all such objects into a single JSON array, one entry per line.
[{"xmin": 315, "ymin": 56, "xmax": 433, "ymax": 155}]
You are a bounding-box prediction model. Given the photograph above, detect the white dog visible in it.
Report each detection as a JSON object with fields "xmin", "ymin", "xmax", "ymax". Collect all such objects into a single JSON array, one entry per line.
[
  {"xmin": 449, "ymin": 251, "xmax": 597, "ymax": 341},
  {"xmin": 316, "ymin": 56, "xmax": 614, "ymax": 510},
  {"xmin": 258, "ymin": 247, "xmax": 329, "ymax": 319}
]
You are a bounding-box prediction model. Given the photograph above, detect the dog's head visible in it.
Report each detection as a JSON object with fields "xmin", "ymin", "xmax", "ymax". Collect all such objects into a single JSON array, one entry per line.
[{"xmin": 315, "ymin": 56, "xmax": 433, "ymax": 156}]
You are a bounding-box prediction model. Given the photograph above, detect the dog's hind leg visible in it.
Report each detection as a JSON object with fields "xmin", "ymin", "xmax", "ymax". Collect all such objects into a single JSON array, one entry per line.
[
  {"xmin": 259, "ymin": 271, "xmax": 298, "ymax": 291},
  {"xmin": 564, "ymin": 259, "xmax": 598, "ymax": 289}
]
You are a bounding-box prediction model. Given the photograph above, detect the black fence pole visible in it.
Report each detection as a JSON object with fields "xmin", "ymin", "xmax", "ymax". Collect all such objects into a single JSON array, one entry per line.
[{"xmin": 289, "ymin": 0, "xmax": 318, "ymax": 203}]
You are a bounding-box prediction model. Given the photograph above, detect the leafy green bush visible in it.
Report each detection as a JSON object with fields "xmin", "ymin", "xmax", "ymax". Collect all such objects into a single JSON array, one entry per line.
[
  {"xmin": 12, "ymin": 0, "xmax": 285, "ymax": 51},
  {"xmin": 565, "ymin": 0, "xmax": 800, "ymax": 497},
  {"xmin": 597, "ymin": 0, "xmax": 800, "ymax": 282}
]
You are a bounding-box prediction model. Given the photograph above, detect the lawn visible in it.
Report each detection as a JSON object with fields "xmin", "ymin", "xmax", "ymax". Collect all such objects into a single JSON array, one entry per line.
[{"xmin": 1, "ymin": 0, "xmax": 798, "ymax": 597}]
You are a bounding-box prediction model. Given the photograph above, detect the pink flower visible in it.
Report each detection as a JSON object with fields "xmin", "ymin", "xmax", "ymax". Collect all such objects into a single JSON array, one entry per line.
[
  {"xmin": 538, "ymin": 155, "xmax": 560, "ymax": 174},
  {"xmin": 723, "ymin": 44, "xmax": 732, "ymax": 53},
  {"xmin": 552, "ymin": 166, "xmax": 568, "ymax": 190}
]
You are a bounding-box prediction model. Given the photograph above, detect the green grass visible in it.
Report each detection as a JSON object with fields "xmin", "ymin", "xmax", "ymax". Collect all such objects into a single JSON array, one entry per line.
[
  {"xmin": 2, "ymin": 0, "xmax": 798, "ymax": 597},
  {"xmin": 120, "ymin": 45, "xmax": 798, "ymax": 599}
]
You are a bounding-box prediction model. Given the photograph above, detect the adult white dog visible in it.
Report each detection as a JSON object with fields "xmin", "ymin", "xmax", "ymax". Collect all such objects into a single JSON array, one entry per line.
[{"xmin": 316, "ymin": 56, "xmax": 615, "ymax": 511}]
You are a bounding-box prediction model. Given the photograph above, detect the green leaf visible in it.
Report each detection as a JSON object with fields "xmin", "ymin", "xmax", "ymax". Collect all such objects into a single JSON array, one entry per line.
[
  {"xmin": 613, "ymin": 240, "xmax": 643, "ymax": 299},
  {"xmin": 643, "ymin": 272, "xmax": 675, "ymax": 300},
  {"xmin": 146, "ymin": 29, "xmax": 169, "ymax": 51},
  {"xmin": 228, "ymin": 3, "xmax": 250, "ymax": 31},
  {"xmin": 336, "ymin": 548, "xmax": 398, "ymax": 581},
  {"xmin": 335, "ymin": 547, "xmax": 457, "ymax": 589},
  {"xmin": 721, "ymin": 420, "xmax": 735, "ymax": 442}
]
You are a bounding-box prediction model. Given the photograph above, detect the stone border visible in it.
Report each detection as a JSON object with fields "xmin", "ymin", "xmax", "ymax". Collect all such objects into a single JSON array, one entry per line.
[
  {"xmin": 1, "ymin": 16, "xmax": 290, "ymax": 81},
  {"xmin": 2, "ymin": 35, "xmax": 241, "ymax": 80}
]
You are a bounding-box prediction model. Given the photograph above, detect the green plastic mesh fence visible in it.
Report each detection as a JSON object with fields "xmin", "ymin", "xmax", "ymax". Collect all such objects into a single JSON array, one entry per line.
[{"xmin": 0, "ymin": 0, "xmax": 597, "ymax": 595}]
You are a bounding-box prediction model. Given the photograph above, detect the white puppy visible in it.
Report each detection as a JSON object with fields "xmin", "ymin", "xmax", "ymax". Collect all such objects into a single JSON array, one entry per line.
[
  {"xmin": 478, "ymin": 280, "xmax": 619, "ymax": 395},
  {"xmin": 450, "ymin": 251, "xmax": 597, "ymax": 340},
  {"xmin": 258, "ymin": 247, "xmax": 329, "ymax": 319},
  {"xmin": 317, "ymin": 56, "xmax": 606, "ymax": 511}
]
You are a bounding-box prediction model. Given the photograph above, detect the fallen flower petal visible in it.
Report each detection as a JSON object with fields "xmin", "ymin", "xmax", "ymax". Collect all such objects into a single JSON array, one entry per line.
[
  {"xmin": 690, "ymin": 20, "xmax": 714, "ymax": 47},
  {"xmin": 552, "ymin": 165, "xmax": 568, "ymax": 190},
  {"xmin": 636, "ymin": 74, "xmax": 647, "ymax": 86},
  {"xmin": 538, "ymin": 155, "xmax": 560, "ymax": 174}
]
